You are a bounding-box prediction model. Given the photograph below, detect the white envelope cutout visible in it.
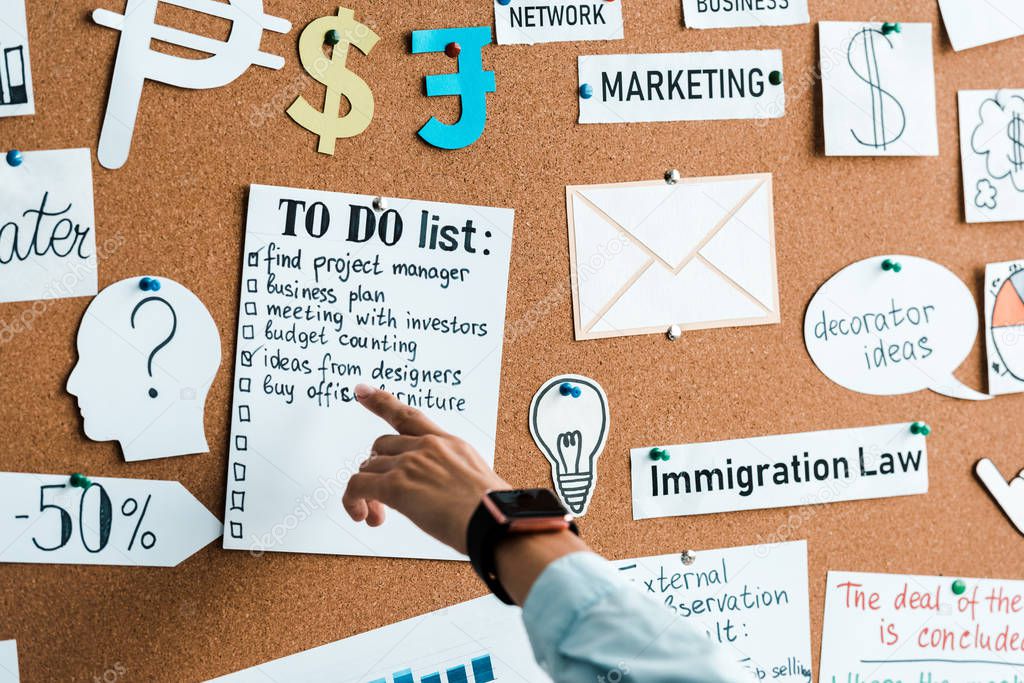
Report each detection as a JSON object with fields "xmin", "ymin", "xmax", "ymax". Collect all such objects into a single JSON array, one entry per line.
[{"xmin": 567, "ymin": 173, "xmax": 779, "ymax": 340}]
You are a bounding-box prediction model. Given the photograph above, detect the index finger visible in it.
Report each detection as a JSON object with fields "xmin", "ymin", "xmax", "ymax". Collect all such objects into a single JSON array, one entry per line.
[{"xmin": 355, "ymin": 384, "xmax": 445, "ymax": 436}]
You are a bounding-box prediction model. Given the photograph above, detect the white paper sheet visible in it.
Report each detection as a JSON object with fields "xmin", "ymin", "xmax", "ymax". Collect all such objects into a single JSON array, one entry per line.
[
  {"xmin": 0, "ymin": 0, "xmax": 33, "ymax": 118},
  {"xmin": 0, "ymin": 149, "xmax": 96, "ymax": 303},
  {"xmin": 819, "ymin": 22, "xmax": 938, "ymax": 157},
  {"xmin": 820, "ymin": 571, "xmax": 1024, "ymax": 681},
  {"xmin": 495, "ymin": 0, "xmax": 624, "ymax": 45},
  {"xmin": 211, "ymin": 541, "xmax": 811, "ymax": 683},
  {"xmin": 959, "ymin": 90, "xmax": 1024, "ymax": 223},
  {"xmin": 682, "ymin": 0, "xmax": 808, "ymax": 29},
  {"xmin": 567, "ymin": 174, "xmax": 779, "ymax": 339},
  {"xmin": 938, "ymin": 0, "xmax": 1024, "ymax": 51},
  {"xmin": 804, "ymin": 255, "xmax": 988, "ymax": 401},
  {"xmin": 0, "ymin": 472, "xmax": 222, "ymax": 566},
  {"xmin": 578, "ymin": 50, "xmax": 784, "ymax": 124},
  {"xmin": 631, "ymin": 423, "xmax": 928, "ymax": 520},
  {"xmin": 975, "ymin": 458, "xmax": 1024, "ymax": 537},
  {"xmin": 223, "ymin": 185, "xmax": 514, "ymax": 560},
  {"xmin": 985, "ymin": 260, "xmax": 1024, "ymax": 396},
  {"xmin": 0, "ymin": 641, "xmax": 16, "ymax": 683}
]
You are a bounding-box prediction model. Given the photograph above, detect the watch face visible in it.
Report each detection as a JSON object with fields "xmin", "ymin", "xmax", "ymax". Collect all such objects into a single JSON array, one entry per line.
[{"xmin": 487, "ymin": 489, "xmax": 568, "ymax": 518}]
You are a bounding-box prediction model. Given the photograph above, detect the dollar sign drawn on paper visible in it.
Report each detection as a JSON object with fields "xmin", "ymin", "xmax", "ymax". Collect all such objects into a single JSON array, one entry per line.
[
  {"xmin": 1008, "ymin": 111, "xmax": 1024, "ymax": 172},
  {"xmin": 847, "ymin": 27, "xmax": 906, "ymax": 151},
  {"xmin": 287, "ymin": 6, "xmax": 379, "ymax": 155}
]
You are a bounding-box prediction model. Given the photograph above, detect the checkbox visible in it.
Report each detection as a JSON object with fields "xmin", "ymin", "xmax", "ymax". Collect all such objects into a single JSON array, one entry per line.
[
  {"xmin": 246, "ymin": 279, "xmax": 258, "ymax": 293},
  {"xmin": 239, "ymin": 405, "xmax": 251, "ymax": 422},
  {"xmin": 239, "ymin": 377, "xmax": 251, "ymax": 392},
  {"xmin": 241, "ymin": 325, "xmax": 254, "ymax": 340},
  {"xmin": 229, "ymin": 521, "xmax": 243, "ymax": 539},
  {"xmin": 235, "ymin": 435, "xmax": 248, "ymax": 451},
  {"xmin": 241, "ymin": 351, "xmax": 252, "ymax": 367},
  {"xmin": 244, "ymin": 302, "xmax": 257, "ymax": 315},
  {"xmin": 248, "ymin": 252, "xmax": 259, "ymax": 267},
  {"xmin": 233, "ymin": 462, "xmax": 247, "ymax": 481},
  {"xmin": 230, "ymin": 491, "xmax": 246, "ymax": 512}
]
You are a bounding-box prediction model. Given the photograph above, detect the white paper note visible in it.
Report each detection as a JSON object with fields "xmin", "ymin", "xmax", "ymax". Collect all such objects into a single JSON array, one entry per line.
[
  {"xmin": 631, "ymin": 423, "xmax": 928, "ymax": 520},
  {"xmin": 959, "ymin": 89, "xmax": 1024, "ymax": 224},
  {"xmin": 0, "ymin": 149, "xmax": 96, "ymax": 303},
  {"xmin": 938, "ymin": 0, "xmax": 1024, "ymax": 51},
  {"xmin": 0, "ymin": 473, "xmax": 222, "ymax": 566},
  {"xmin": 211, "ymin": 541, "xmax": 810, "ymax": 682},
  {"xmin": 820, "ymin": 571, "xmax": 1024, "ymax": 681},
  {"xmin": 223, "ymin": 185, "xmax": 514, "ymax": 560},
  {"xmin": 0, "ymin": 641, "xmax": 16, "ymax": 683},
  {"xmin": 0, "ymin": 0, "xmax": 34, "ymax": 118},
  {"xmin": 495, "ymin": 0, "xmax": 624, "ymax": 45},
  {"xmin": 984, "ymin": 260, "xmax": 1024, "ymax": 396},
  {"xmin": 578, "ymin": 50, "xmax": 784, "ymax": 124},
  {"xmin": 682, "ymin": 0, "xmax": 808, "ymax": 29},
  {"xmin": 819, "ymin": 22, "xmax": 938, "ymax": 157},
  {"xmin": 614, "ymin": 541, "xmax": 811, "ymax": 681}
]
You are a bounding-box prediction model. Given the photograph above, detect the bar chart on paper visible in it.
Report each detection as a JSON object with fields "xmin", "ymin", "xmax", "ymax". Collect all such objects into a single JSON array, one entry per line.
[{"xmin": 370, "ymin": 654, "xmax": 494, "ymax": 683}]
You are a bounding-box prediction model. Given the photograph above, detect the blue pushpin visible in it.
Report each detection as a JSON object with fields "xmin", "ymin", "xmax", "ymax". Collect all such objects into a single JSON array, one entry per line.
[
  {"xmin": 571, "ymin": 386, "xmax": 581, "ymax": 398},
  {"xmin": 6, "ymin": 150, "xmax": 23, "ymax": 167},
  {"xmin": 559, "ymin": 382, "xmax": 574, "ymax": 396},
  {"xmin": 579, "ymin": 83, "xmax": 593, "ymax": 99},
  {"xmin": 139, "ymin": 276, "xmax": 161, "ymax": 292},
  {"xmin": 497, "ymin": 0, "xmax": 511, "ymax": 5}
]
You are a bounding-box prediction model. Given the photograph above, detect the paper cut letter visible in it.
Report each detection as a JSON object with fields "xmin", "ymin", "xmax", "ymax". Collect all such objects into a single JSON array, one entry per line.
[
  {"xmin": 529, "ymin": 375, "xmax": 610, "ymax": 515},
  {"xmin": 411, "ymin": 27, "xmax": 495, "ymax": 150},
  {"xmin": 288, "ymin": 6, "xmax": 378, "ymax": 154},
  {"xmin": 976, "ymin": 458, "xmax": 1024, "ymax": 536},
  {"xmin": 92, "ymin": 0, "xmax": 291, "ymax": 169},
  {"xmin": 67, "ymin": 277, "xmax": 222, "ymax": 461}
]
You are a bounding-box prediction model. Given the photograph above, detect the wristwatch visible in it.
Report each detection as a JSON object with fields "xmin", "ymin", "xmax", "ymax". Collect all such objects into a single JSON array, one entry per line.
[{"xmin": 466, "ymin": 488, "xmax": 579, "ymax": 605}]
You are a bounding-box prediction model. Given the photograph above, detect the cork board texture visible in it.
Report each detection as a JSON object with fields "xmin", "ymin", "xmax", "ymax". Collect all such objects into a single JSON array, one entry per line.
[{"xmin": 1, "ymin": 0, "xmax": 1023, "ymax": 680}]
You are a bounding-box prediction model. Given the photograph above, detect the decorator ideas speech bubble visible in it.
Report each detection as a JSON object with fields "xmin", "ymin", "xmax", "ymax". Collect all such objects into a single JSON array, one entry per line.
[{"xmin": 804, "ymin": 255, "xmax": 990, "ymax": 401}]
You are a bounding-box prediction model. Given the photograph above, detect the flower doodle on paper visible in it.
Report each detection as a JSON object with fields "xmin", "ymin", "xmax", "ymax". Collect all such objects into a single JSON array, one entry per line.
[{"xmin": 975, "ymin": 178, "xmax": 998, "ymax": 209}]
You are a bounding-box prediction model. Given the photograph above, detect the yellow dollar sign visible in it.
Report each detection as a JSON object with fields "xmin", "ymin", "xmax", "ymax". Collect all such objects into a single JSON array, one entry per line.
[{"xmin": 288, "ymin": 7, "xmax": 379, "ymax": 154}]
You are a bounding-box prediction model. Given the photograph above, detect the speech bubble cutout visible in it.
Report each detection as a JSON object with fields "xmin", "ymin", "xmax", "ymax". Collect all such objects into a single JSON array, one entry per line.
[{"xmin": 805, "ymin": 255, "xmax": 990, "ymax": 401}]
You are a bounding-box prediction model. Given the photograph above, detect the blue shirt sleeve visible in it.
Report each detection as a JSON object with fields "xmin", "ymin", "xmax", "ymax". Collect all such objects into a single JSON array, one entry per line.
[{"xmin": 521, "ymin": 552, "xmax": 749, "ymax": 683}]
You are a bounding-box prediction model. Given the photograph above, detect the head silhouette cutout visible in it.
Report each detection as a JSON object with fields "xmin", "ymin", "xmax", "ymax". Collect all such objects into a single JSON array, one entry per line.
[{"xmin": 67, "ymin": 276, "xmax": 221, "ymax": 461}]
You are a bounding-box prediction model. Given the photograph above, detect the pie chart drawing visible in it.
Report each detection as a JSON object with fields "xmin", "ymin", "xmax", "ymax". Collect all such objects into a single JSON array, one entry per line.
[{"xmin": 991, "ymin": 270, "xmax": 1024, "ymax": 382}]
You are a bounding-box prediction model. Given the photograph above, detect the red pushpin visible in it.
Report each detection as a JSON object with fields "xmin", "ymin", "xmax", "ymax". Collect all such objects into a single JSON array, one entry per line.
[{"xmin": 445, "ymin": 42, "xmax": 461, "ymax": 58}]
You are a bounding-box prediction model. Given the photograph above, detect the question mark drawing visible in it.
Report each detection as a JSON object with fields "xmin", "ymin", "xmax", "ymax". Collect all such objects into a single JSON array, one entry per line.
[{"xmin": 131, "ymin": 297, "xmax": 177, "ymax": 398}]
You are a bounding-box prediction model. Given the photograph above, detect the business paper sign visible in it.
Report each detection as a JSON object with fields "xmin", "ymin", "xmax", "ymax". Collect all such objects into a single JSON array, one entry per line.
[
  {"xmin": 578, "ymin": 50, "xmax": 784, "ymax": 124},
  {"xmin": 821, "ymin": 571, "xmax": 1024, "ymax": 681},
  {"xmin": 682, "ymin": 0, "xmax": 808, "ymax": 29},
  {"xmin": 224, "ymin": 185, "xmax": 514, "ymax": 560},
  {"xmin": 614, "ymin": 541, "xmax": 811, "ymax": 681},
  {"xmin": 631, "ymin": 423, "xmax": 928, "ymax": 520},
  {"xmin": 938, "ymin": 0, "xmax": 1024, "ymax": 51},
  {"xmin": 0, "ymin": 641, "xmax": 16, "ymax": 683},
  {"xmin": 0, "ymin": 0, "xmax": 34, "ymax": 118},
  {"xmin": 960, "ymin": 90, "xmax": 1024, "ymax": 224},
  {"xmin": 495, "ymin": 0, "xmax": 624, "ymax": 45}
]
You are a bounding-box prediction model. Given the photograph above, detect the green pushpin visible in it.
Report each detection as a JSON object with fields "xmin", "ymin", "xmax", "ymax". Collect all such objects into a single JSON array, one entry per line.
[
  {"xmin": 910, "ymin": 422, "xmax": 931, "ymax": 436},
  {"xmin": 649, "ymin": 447, "xmax": 671, "ymax": 462},
  {"xmin": 69, "ymin": 473, "xmax": 92, "ymax": 490},
  {"xmin": 881, "ymin": 22, "xmax": 901, "ymax": 36},
  {"xmin": 951, "ymin": 579, "xmax": 966, "ymax": 595},
  {"xmin": 324, "ymin": 29, "xmax": 341, "ymax": 46},
  {"xmin": 882, "ymin": 258, "xmax": 902, "ymax": 273},
  {"xmin": 768, "ymin": 70, "xmax": 782, "ymax": 86}
]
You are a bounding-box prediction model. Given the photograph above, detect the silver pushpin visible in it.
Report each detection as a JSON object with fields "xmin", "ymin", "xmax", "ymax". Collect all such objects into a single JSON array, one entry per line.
[
  {"xmin": 681, "ymin": 550, "xmax": 697, "ymax": 565},
  {"xmin": 665, "ymin": 169, "xmax": 681, "ymax": 185},
  {"xmin": 667, "ymin": 324, "xmax": 682, "ymax": 341},
  {"xmin": 372, "ymin": 196, "xmax": 387, "ymax": 211}
]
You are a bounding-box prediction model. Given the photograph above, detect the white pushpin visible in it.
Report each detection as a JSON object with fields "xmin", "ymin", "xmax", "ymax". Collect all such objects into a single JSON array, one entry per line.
[
  {"xmin": 664, "ymin": 168, "xmax": 681, "ymax": 185},
  {"xmin": 372, "ymin": 196, "xmax": 387, "ymax": 211},
  {"xmin": 681, "ymin": 549, "xmax": 697, "ymax": 565},
  {"xmin": 976, "ymin": 458, "xmax": 1024, "ymax": 536},
  {"xmin": 666, "ymin": 324, "xmax": 682, "ymax": 341}
]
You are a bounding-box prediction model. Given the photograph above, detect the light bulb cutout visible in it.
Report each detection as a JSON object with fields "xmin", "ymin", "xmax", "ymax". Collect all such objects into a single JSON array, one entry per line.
[{"xmin": 529, "ymin": 374, "xmax": 610, "ymax": 516}]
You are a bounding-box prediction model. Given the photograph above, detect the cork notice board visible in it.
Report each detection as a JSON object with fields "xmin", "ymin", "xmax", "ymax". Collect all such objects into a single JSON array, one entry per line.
[{"xmin": 2, "ymin": 0, "xmax": 1023, "ymax": 680}]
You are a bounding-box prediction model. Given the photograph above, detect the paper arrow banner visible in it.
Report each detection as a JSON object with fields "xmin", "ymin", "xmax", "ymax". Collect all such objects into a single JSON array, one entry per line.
[{"xmin": 0, "ymin": 472, "xmax": 221, "ymax": 567}]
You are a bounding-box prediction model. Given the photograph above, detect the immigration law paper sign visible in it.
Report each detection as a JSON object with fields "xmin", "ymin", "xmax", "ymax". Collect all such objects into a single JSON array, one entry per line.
[
  {"xmin": 630, "ymin": 423, "xmax": 928, "ymax": 520},
  {"xmin": 820, "ymin": 571, "xmax": 1024, "ymax": 682}
]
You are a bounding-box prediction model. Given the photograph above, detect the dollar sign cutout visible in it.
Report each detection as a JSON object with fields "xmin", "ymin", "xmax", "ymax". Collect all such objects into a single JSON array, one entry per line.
[
  {"xmin": 847, "ymin": 28, "xmax": 906, "ymax": 151},
  {"xmin": 1008, "ymin": 111, "xmax": 1024, "ymax": 173},
  {"xmin": 287, "ymin": 6, "xmax": 379, "ymax": 154}
]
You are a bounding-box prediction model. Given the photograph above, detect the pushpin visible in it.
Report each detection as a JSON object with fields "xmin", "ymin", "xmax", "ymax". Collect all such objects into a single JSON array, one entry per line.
[
  {"xmin": 881, "ymin": 258, "xmax": 902, "ymax": 273},
  {"xmin": 649, "ymin": 447, "xmax": 670, "ymax": 461},
  {"xmin": 951, "ymin": 579, "xmax": 966, "ymax": 595},
  {"xmin": 69, "ymin": 473, "xmax": 92, "ymax": 490},
  {"xmin": 6, "ymin": 150, "xmax": 23, "ymax": 167},
  {"xmin": 881, "ymin": 22, "xmax": 901, "ymax": 36},
  {"xmin": 667, "ymin": 324, "xmax": 682, "ymax": 341},
  {"xmin": 559, "ymin": 382, "xmax": 573, "ymax": 396},
  {"xmin": 910, "ymin": 421, "xmax": 931, "ymax": 436},
  {"xmin": 324, "ymin": 28, "xmax": 341, "ymax": 46},
  {"xmin": 768, "ymin": 70, "xmax": 782, "ymax": 86},
  {"xmin": 681, "ymin": 549, "xmax": 697, "ymax": 565},
  {"xmin": 372, "ymin": 196, "xmax": 387, "ymax": 211},
  {"xmin": 139, "ymin": 276, "xmax": 161, "ymax": 292},
  {"xmin": 665, "ymin": 169, "xmax": 680, "ymax": 185},
  {"xmin": 444, "ymin": 42, "xmax": 461, "ymax": 59},
  {"xmin": 579, "ymin": 83, "xmax": 593, "ymax": 99},
  {"xmin": 497, "ymin": 0, "xmax": 512, "ymax": 5}
]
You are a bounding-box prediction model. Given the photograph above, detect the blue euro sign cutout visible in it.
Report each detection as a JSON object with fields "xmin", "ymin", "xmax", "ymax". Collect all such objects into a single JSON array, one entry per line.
[{"xmin": 411, "ymin": 27, "xmax": 496, "ymax": 150}]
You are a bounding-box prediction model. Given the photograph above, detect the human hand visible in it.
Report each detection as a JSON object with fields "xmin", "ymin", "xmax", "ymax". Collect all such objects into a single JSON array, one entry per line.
[{"xmin": 342, "ymin": 384, "xmax": 509, "ymax": 554}]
